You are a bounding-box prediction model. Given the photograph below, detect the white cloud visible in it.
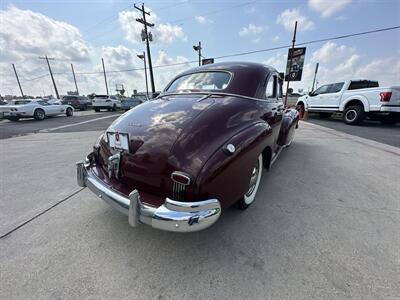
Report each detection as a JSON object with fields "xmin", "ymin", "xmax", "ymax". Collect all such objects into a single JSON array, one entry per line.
[
  {"xmin": 119, "ymin": 9, "xmax": 185, "ymax": 44},
  {"xmin": 311, "ymin": 41, "xmax": 356, "ymax": 63},
  {"xmin": 276, "ymin": 9, "xmax": 315, "ymax": 32},
  {"xmin": 273, "ymin": 35, "xmax": 280, "ymax": 42},
  {"xmin": 239, "ymin": 24, "xmax": 265, "ymax": 37},
  {"xmin": 309, "ymin": 0, "xmax": 351, "ymax": 18},
  {"xmin": 0, "ymin": 6, "xmax": 92, "ymax": 96},
  {"xmin": 195, "ymin": 16, "xmax": 213, "ymax": 24}
]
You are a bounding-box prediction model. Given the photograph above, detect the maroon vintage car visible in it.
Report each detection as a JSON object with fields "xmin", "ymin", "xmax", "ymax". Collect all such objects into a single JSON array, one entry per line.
[{"xmin": 77, "ymin": 62, "xmax": 299, "ymax": 232}]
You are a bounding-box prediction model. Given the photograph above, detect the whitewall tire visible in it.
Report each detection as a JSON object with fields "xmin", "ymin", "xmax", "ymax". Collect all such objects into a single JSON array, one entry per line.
[{"xmin": 237, "ymin": 154, "xmax": 263, "ymax": 210}]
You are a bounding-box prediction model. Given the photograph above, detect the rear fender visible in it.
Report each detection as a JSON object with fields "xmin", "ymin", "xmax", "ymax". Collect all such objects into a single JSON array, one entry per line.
[
  {"xmin": 195, "ymin": 122, "xmax": 273, "ymax": 208},
  {"xmin": 277, "ymin": 109, "xmax": 299, "ymax": 147}
]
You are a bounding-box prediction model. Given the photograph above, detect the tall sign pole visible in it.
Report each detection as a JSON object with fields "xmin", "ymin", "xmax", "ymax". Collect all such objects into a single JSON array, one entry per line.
[
  {"xmin": 284, "ymin": 21, "xmax": 298, "ymax": 107},
  {"xmin": 135, "ymin": 3, "xmax": 156, "ymax": 94},
  {"xmin": 102, "ymin": 58, "xmax": 109, "ymax": 95},
  {"xmin": 71, "ymin": 64, "xmax": 79, "ymax": 95},
  {"xmin": 311, "ymin": 62, "xmax": 319, "ymax": 92},
  {"xmin": 39, "ymin": 56, "xmax": 59, "ymax": 99},
  {"xmin": 12, "ymin": 64, "xmax": 24, "ymax": 98}
]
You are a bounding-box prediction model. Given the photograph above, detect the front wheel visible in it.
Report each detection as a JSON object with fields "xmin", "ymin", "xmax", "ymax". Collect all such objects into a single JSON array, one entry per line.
[
  {"xmin": 8, "ymin": 116, "xmax": 20, "ymax": 122},
  {"xmin": 343, "ymin": 105, "xmax": 365, "ymax": 125},
  {"xmin": 66, "ymin": 107, "xmax": 73, "ymax": 117},
  {"xmin": 94, "ymin": 108, "xmax": 100, "ymax": 112},
  {"xmin": 236, "ymin": 154, "xmax": 263, "ymax": 210},
  {"xmin": 112, "ymin": 104, "xmax": 117, "ymax": 111}
]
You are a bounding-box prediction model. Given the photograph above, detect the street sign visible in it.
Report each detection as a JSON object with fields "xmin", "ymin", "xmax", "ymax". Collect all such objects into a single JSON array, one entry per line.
[
  {"xmin": 285, "ymin": 47, "xmax": 306, "ymax": 81},
  {"xmin": 202, "ymin": 58, "xmax": 214, "ymax": 65}
]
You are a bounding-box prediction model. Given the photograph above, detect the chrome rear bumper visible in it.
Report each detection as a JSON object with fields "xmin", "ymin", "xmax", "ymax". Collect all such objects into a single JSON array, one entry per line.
[{"xmin": 76, "ymin": 159, "xmax": 221, "ymax": 232}]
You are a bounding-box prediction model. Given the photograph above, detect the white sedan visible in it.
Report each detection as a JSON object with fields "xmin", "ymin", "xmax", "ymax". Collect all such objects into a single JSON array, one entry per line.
[{"xmin": 2, "ymin": 99, "xmax": 74, "ymax": 121}]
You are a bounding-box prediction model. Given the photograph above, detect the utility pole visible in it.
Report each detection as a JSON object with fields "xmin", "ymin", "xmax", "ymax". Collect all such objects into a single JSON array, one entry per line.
[
  {"xmin": 71, "ymin": 64, "xmax": 79, "ymax": 95},
  {"xmin": 284, "ymin": 21, "xmax": 298, "ymax": 107},
  {"xmin": 135, "ymin": 3, "xmax": 156, "ymax": 95},
  {"xmin": 137, "ymin": 52, "xmax": 149, "ymax": 98},
  {"xmin": 39, "ymin": 56, "xmax": 60, "ymax": 99},
  {"xmin": 311, "ymin": 62, "xmax": 319, "ymax": 92},
  {"xmin": 12, "ymin": 64, "xmax": 24, "ymax": 98},
  {"xmin": 101, "ymin": 58, "xmax": 109, "ymax": 95},
  {"xmin": 193, "ymin": 41, "xmax": 202, "ymax": 66}
]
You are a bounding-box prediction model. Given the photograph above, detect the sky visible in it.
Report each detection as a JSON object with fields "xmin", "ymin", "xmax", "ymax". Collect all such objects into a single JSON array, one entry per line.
[{"xmin": 0, "ymin": 0, "xmax": 399, "ymax": 97}]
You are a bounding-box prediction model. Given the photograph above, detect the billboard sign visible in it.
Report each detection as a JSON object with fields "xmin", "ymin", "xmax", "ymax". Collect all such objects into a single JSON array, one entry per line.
[{"xmin": 285, "ymin": 47, "xmax": 306, "ymax": 81}]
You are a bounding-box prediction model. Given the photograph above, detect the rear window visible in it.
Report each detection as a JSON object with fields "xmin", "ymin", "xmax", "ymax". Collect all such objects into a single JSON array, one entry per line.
[
  {"xmin": 348, "ymin": 81, "xmax": 379, "ymax": 90},
  {"xmin": 166, "ymin": 71, "xmax": 231, "ymax": 92},
  {"xmin": 62, "ymin": 96, "xmax": 78, "ymax": 100},
  {"xmin": 94, "ymin": 95, "xmax": 109, "ymax": 99},
  {"xmin": 14, "ymin": 100, "xmax": 31, "ymax": 105}
]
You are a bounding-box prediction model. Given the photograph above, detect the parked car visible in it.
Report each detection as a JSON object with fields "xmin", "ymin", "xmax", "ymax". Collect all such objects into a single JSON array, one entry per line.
[
  {"xmin": 92, "ymin": 95, "xmax": 121, "ymax": 112},
  {"xmin": 61, "ymin": 95, "xmax": 91, "ymax": 110},
  {"xmin": 2, "ymin": 99, "xmax": 73, "ymax": 121},
  {"xmin": 296, "ymin": 80, "xmax": 400, "ymax": 125},
  {"xmin": 120, "ymin": 94, "xmax": 147, "ymax": 111},
  {"xmin": 77, "ymin": 62, "xmax": 299, "ymax": 232}
]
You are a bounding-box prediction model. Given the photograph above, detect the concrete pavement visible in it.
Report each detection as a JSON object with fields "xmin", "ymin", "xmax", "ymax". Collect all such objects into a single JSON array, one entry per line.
[{"xmin": 1, "ymin": 122, "xmax": 399, "ymax": 299}]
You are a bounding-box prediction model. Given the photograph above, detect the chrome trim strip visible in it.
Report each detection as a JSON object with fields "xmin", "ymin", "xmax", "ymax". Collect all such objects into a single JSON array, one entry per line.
[{"xmin": 76, "ymin": 159, "xmax": 221, "ymax": 232}]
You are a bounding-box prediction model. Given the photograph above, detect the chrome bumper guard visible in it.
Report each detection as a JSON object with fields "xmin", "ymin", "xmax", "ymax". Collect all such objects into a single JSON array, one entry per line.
[{"xmin": 76, "ymin": 159, "xmax": 221, "ymax": 232}]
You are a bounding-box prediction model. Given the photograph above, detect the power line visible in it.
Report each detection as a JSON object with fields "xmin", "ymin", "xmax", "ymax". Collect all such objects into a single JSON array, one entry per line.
[{"xmin": 16, "ymin": 25, "xmax": 400, "ymax": 84}]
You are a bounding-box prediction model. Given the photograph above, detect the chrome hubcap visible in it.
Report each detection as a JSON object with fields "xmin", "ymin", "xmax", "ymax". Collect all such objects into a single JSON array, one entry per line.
[
  {"xmin": 246, "ymin": 160, "xmax": 260, "ymax": 197},
  {"xmin": 346, "ymin": 110, "xmax": 356, "ymax": 121}
]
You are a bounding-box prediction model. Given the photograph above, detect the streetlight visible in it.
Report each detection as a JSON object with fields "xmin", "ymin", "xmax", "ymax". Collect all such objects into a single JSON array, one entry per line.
[
  {"xmin": 137, "ymin": 51, "xmax": 149, "ymax": 99},
  {"xmin": 193, "ymin": 41, "xmax": 202, "ymax": 66}
]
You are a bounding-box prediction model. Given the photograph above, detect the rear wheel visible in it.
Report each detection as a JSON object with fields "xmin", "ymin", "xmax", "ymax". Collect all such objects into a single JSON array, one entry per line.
[
  {"xmin": 94, "ymin": 108, "xmax": 100, "ymax": 112},
  {"xmin": 66, "ymin": 107, "xmax": 73, "ymax": 117},
  {"xmin": 236, "ymin": 154, "xmax": 263, "ymax": 210},
  {"xmin": 9, "ymin": 116, "xmax": 20, "ymax": 122},
  {"xmin": 343, "ymin": 105, "xmax": 365, "ymax": 125},
  {"xmin": 34, "ymin": 108, "xmax": 46, "ymax": 121}
]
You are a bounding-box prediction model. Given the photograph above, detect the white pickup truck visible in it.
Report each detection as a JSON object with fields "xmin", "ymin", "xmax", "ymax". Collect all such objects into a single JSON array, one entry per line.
[{"xmin": 296, "ymin": 80, "xmax": 400, "ymax": 125}]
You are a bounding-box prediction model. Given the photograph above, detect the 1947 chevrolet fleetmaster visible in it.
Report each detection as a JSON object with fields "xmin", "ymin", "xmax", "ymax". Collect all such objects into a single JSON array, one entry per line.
[{"xmin": 77, "ymin": 62, "xmax": 299, "ymax": 232}]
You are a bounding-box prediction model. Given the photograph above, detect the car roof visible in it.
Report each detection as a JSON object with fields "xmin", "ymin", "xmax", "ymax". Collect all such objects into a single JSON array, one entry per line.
[{"xmin": 168, "ymin": 62, "xmax": 278, "ymax": 98}]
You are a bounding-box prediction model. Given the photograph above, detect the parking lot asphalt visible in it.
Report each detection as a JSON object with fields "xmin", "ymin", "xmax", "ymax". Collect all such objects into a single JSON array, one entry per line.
[
  {"xmin": 1, "ymin": 121, "xmax": 399, "ymax": 299},
  {"xmin": 0, "ymin": 110, "xmax": 123, "ymax": 139},
  {"xmin": 306, "ymin": 113, "xmax": 400, "ymax": 148}
]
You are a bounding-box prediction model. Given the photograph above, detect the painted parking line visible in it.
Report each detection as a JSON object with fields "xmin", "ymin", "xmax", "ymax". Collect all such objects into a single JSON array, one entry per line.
[{"xmin": 39, "ymin": 114, "xmax": 120, "ymax": 133}]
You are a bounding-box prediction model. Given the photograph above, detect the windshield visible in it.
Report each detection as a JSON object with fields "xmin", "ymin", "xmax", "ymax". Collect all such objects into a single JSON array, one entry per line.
[{"xmin": 166, "ymin": 71, "xmax": 231, "ymax": 92}]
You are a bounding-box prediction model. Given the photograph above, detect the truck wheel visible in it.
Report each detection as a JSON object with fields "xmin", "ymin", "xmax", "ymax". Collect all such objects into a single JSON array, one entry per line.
[
  {"xmin": 380, "ymin": 113, "xmax": 399, "ymax": 125},
  {"xmin": 236, "ymin": 154, "xmax": 263, "ymax": 210},
  {"xmin": 34, "ymin": 108, "xmax": 46, "ymax": 121},
  {"xmin": 66, "ymin": 107, "xmax": 73, "ymax": 117},
  {"xmin": 343, "ymin": 105, "xmax": 364, "ymax": 125},
  {"xmin": 319, "ymin": 112, "xmax": 332, "ymax": 119}
]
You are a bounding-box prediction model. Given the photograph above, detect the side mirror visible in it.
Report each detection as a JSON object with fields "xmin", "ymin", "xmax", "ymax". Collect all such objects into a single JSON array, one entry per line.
[{"xmin": 308, "ymin": 92, "xmax": 313, "ymax": 96}]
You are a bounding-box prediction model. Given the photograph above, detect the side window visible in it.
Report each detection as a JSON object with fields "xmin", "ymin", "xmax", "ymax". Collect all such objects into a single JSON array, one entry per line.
[
  {"xmin": 314, "ymin": 84, "xmax": 329, "ymax": 95},
  {"xmin": 265, "ymin": 75, "xmax": 278, "ymax": 100},
  {"xmin": 328, "ymin": 82, "xmax": 344, "ymax": 93}
]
